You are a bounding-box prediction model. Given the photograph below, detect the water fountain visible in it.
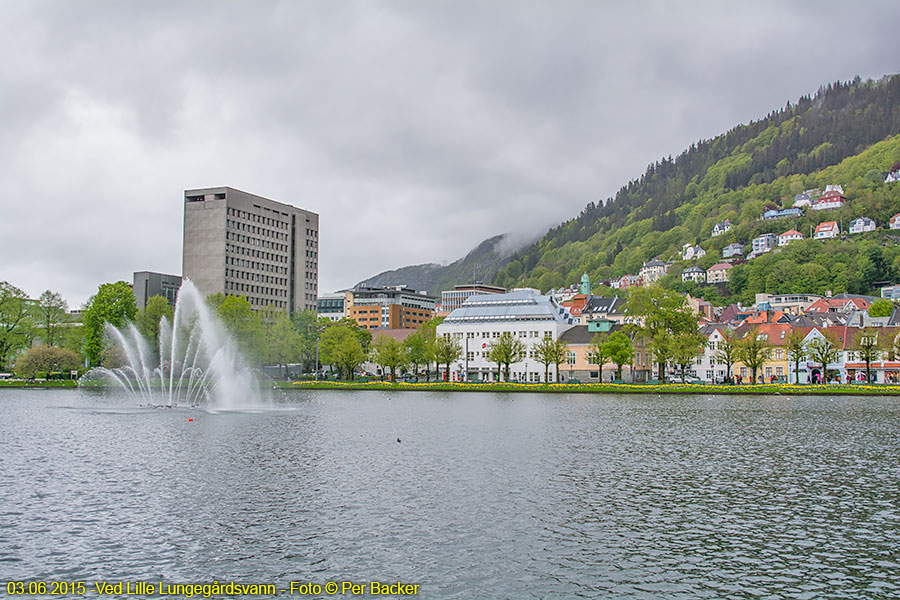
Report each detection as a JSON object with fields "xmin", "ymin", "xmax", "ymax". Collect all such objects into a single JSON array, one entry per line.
[{"xmin": 86, "ymin": 280, "xmax": 263, "ymax": 409}]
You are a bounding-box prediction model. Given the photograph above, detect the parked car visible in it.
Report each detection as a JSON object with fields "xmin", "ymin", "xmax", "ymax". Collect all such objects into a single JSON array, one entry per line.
[{"xmin": 667, "ymin": 374, "xmax": 702, "ymax": 384}]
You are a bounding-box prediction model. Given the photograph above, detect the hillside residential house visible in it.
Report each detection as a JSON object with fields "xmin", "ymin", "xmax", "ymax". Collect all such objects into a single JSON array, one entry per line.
[
  {"xmin": 436, "ymin": 289, "xmax": 575, "ymax": 382},
  {"xmin": 751, "ymin": 233, "xmax": 778, "ymax": 255},
  {"xmin": 639, "ymin": 259, "xmax": 668, "ymax": 285},
  {"xmin": 825, "ymin": 184, "xmax": 844, "ymax": 194},
  {"xmin": 681, "ymin": 244, "xmax": 706, "ymax": 260},
  {"xmin": 682, "ymin": 266, "xmax": 706, "ymax": 283},
  {"xmin": 711, "ymin": 219, "xmax": 731, "ymax": 237},
  {"xmin": 778, "ymin": 229, "xmax": 804, "ymax": 246},
  {"xmin": 881, "ymin": 285, "xmax": 900, "ymax": 300},
  {"xmin": 762, "ymin": 207, "xmax": 804, "ymax": 220},
  {"xmin": 810, "ymin": 190, "xmax": 846, "ymax": 211},
  {"xmin": 722, "ymin": 242, "xmax": 744, "ymax": 258},
  {"xmin": 793, "ymin": 192, "xmax": 812, "ymax": 208},
  {"xmin": 814, "ymin": 221, "xmax": 840, "ymax": 239},
  {"xmin": 886, "ymin": 170, "xmax": 900, "ymax": 183},
  {"xmin": 806, "ymin": 297, "xmax": 871, "ymax": 314},
  {"xmin": 891, "ymin": 213, "xmax": 900, "ymax": 229},
  {"xmin": 707, "ymin": 262, "xmax": 733, "ymax": 284},
  {"xmin": 610, "ymin": 274, "xmax": 642, "ymax": 289},
  {"xmin": 848, "ymin": 217, "xmax": 876, "ymax": 234}
]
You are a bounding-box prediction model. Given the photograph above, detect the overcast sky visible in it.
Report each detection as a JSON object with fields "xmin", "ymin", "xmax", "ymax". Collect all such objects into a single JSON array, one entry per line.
[{"xmin": 1, "ymin": 1, "xmax": 898, "ymax": 308}]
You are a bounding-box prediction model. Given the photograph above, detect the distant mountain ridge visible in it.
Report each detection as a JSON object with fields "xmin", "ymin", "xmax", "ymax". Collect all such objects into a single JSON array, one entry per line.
[{"xmin": 355, "ymin": 234, "xmax": 522, "ymax": 296}]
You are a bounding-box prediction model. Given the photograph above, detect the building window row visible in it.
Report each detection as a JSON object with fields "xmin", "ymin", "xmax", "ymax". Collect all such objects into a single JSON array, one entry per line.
[
  {"xmin": 227, "ymin": 208, "xmax": 289, "ymax": 231},
  {"xmin": 226, "ymin": 256, "xmax": 287, "ymax": 275},
  {"xmin": 226, "ymin": 282, "xmax": 289, "ymax": 300},
  {"xmin": 227, "ymin": 231, "xmax": 289, "ymax": 253},
  {"xmin": 226, "ymin": 245, "xmax": 288, "ymax": 269},
  {"xmin": 227, "ymin": 218, "xmax": 288, "ymax": 241},
  {"xmin": 226, "ymin": 269, "xmax": 288, "ymax": 287}
]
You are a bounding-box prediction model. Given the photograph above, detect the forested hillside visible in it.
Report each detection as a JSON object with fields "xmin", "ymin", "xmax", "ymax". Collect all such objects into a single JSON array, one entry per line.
[{"xmin": 494, "ymin": 75, "xmax": 900, "ymax": 302}]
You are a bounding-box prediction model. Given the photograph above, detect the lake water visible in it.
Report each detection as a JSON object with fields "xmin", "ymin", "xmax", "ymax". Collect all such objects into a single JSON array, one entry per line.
[{"xmin": 1, "ymin": 389, "xmax": 899, "ymax": 599}]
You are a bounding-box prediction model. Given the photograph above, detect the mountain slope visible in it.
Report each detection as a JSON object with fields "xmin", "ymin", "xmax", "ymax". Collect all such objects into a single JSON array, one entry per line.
[{"xmin": 493, "ymin": 75, "xmax": 900, "ymax": 298}]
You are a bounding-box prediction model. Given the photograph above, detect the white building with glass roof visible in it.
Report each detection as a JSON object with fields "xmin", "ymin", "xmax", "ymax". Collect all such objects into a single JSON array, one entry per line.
[{"xmin": 436, "ymin": 288, "xmax": 576, "ymax": 382}]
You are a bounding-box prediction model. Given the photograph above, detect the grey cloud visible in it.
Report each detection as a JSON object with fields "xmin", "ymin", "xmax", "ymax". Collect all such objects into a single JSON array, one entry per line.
[{"xmin": 0, "ymin": 1, "xmax": 898, "ymax": 306}]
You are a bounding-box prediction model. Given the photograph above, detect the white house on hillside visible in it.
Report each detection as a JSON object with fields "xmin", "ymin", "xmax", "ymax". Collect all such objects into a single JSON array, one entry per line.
[
  {"xmin": 639, "ymin": 259, "xmax": 668, "ymax": 285},
  {"xmin": 682, "ymin": 244, "xmax": 706, "ymax": 261},
  {"xmin": 711, "ymin": 220, "xmax": 731, "ymax": 237},
  {"xmin": 778, "ymin": 229, "xmax": 804, "ymax": 246},
  {"xmin": 810, "ymin": 190, "xmax": 846, "ymax": 211},
  {"xmin": 682, "ymin": 266, "xmax": 706, "ymax": 283},
  {"xmin": 814, "ymin": 221, "xmax": 840, "ymax": 239},
  {"xmin": 848, "ymin": 217, "xmax": 876, "ymax": 234}
]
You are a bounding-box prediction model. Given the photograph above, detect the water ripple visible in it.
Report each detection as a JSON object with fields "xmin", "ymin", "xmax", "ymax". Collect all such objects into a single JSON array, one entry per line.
[{"xmin": 1, "ymin": 390, "xmax": 898, "ymax": 598}]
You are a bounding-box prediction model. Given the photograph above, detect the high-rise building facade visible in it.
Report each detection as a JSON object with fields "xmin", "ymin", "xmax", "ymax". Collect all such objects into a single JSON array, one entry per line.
[{"xmin": 183, "ymin": 187, "xmax": 318, "ymax": 313}]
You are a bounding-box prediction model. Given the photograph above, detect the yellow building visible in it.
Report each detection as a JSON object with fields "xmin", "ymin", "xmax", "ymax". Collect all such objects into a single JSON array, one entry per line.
[
  {"xmin": 733, "ymin": 322, "xmax": 793, "ymax": 383},
  {"xmin": 558, "ymin": 324, "xmax": 651, "ymax": 382}
]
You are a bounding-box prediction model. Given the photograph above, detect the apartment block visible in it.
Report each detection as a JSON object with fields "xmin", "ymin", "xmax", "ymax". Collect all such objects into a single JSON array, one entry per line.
[
  {"xmin": 182, "ymin": 187, "xmax": 318, "ymax": 313},
  {"xmin": 344, "ymin": 286, "xmax": 437, "ymax": 330}
]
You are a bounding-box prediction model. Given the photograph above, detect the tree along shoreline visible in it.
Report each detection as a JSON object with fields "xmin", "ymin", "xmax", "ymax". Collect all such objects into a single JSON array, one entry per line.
[
  {"xmin": 283, "ymin": 381, "xmax": 900, "ymax": 395},
  {"xmin": 5, "ymin": 379, "xmax": 898, "ymax": 395}
]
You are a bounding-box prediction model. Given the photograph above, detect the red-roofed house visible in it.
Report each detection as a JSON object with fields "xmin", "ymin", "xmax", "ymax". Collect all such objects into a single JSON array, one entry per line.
[
  {"xmin": 814, "ymin": 221, "xmax": 840, "ymax": 239},
  {"xmin": 805, "ymin": 297, "xmax": 871, "ymax": 314},
  {"xmin": 890, "ymin": 213, "xmax": 900, "ymax": 230},
  {"xmin": 810, "ymin": 190, "xmax": 846, "ymax": 211}
]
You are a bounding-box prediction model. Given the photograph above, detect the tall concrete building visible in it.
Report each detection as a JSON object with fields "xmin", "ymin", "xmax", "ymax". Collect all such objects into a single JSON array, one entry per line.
[{"xmin": 183, "ymin": 187, "xmax": 318, "ymax": 313}]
